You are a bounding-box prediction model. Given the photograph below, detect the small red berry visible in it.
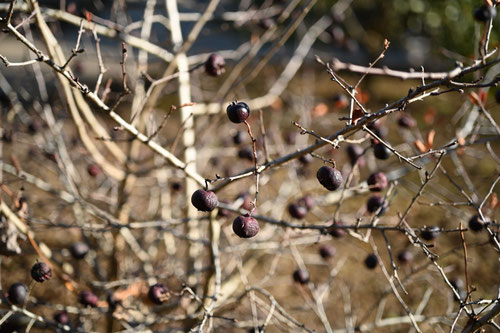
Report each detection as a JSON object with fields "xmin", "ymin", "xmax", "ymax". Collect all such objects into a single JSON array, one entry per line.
[
  {"xmin": 191, "ymin": 189, "xmax": 218, "ymax": 212},
  {"xmin": 316, "ymin": 166, "xmax": 343, "ymax": 191},
  {"xmin": 367, "ymin": 171, "xmax": 388, "ymax": 192},
  {"xmin": 205, "ymin": 53, "xmax": 225, "ymax": 76},
  {"xmin": 79, "ymin": 290, "xmax": 98, "ymax": 307},
  {"xmin": 148, "ymin": 283, "xmax": 170, "ymax": 305},
  {"xmin": 31, "ymin": 262, "xmax": 52, "ymax": 282},
  {"xmin": 226, "ymin": 101, "xmax": 250, "ymax": 123},
  {"xmin": 232, "ymin": 214, "xmax": 259, "ymax": 238},
  {"xmin": 292, "ymin": 269, "xmax": 310, "ymax": 284}
]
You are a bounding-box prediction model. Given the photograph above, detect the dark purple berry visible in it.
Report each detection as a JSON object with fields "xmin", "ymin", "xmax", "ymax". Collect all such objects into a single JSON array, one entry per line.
[
  {"xmin": 373, "ymin": 143, "xmax": 391, "ymax": 160},
  {"xmin": 31, "ymin": 262, "xmax": 52, "ymax": 282},
  {"xmin": 288, "ymin": 203, "xmax": 307, "ymax": 219},
  {"xmin": 367, "ymin": 172, "xmax": 388, "ymax": 192},
  {"xmin": 421, "ymin": 226, "xmax": 440, "ymax": 241},
  {"xmin": 366, "ymin": 195, "xmax": 385, "ymax": 214},
  {"xmin": 87, "ymin": 164, "xmax": 101, "ymax": 177},
  {"xmin": 468, "ymin": 215, "xmax": 484, "ymax": 232},
  {"xmin": 364, "ymin": 254, "xmax": 378, "ymax": 269},
  {"xmin": 54, "ymin": 312, "xmax": 69, "ymax": 325},
  {"xmin": 226, "ymin": 101, "xmax": 250, "ymax": 123},
  {"xmin": 346, "ymin": 145, "xmax": 364, "ymax": 166},
  {"xmin": 191, "ymin": 189, "xmax": 218, "ymax": 212},
  {"xmin": 330, "ymin": 26, "xmax": 345, "ymax": 45},
  {"xmin": 232, "ymin": 214, "xmax": 259, "ymax": 238},
  {"xmin": 232, "ymin": 131, "xmax": 245, "ymax": 145},
  {"xmin": 7, "ymin": 283, "xmax": 28, "ymax": 305},
  {"xmin": 398, "ymin": 115, "xmax": 416, "ymax": 128},
  {"xmin": 474, "ymin": 4, "xmax": 497, "ymax": 22},
  {"xmin": 205, "ymin": 53, "xmax": 225, "ymax": 76},
  {"xmin": 319, "ymin": 245, "xmax": 336, "ymax": 259},
  {"xmin": 299, "ymin": 154, "xmax": 313, "ymax": 164},
  {"xmin": 27, "ymin": 120, "xmax": 41, "ymax": 134},
  {"xmin": 148, "ymin": 283, "xmax": 170, "ymax": 305},
  {"xmin": 316, "ymin": 166, "xmax": 343, "ymax": 191},
  {"xmin": 79, "ymin": 290, "xmax": 98, "ymax": 307},
  {"xmin": 70, "ymin": 242, "xmax": 89, "ymax": 260},
  {"xmin": 329, "ymin": 220, "xmax": 346, "ymax": 238},
  {"xmin": 171, "ymin": 181, "xmax": 183, "ymax": 192},
  {"xmin": 298, "ymin": 195, "xmax": 315, "ymax": 210},
  {"xmin": 397, "ymin": 250, "xmax": 413, "ymax": 265},
  {"xmin": 238, "ymin": 147, "xmax": 254, "ymax": 161},
  {"xmin": 495, "ymin": 90, "xmax": 500, "ymax": 104},
  {"xmin": 292, "ymin": 269, "xmax": 310, "ymax": 284}
]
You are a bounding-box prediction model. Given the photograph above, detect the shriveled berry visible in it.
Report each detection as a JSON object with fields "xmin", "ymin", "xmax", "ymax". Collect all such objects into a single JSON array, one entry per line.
[
  {"xmin": 474, "ymin": 4, "xmax": 497, "ymax": 22},
  {"xmin": 367, "ymin": 171, "xmax": 388, "ymax": 192},
  {"xmin": 397, "ymin": 250, "xmax": 413, "ymax": 265},
  {"xmin": 238, "ymin": 147, "xmax": 254, "ymax": 161},
  {"xmin": 70, "ymin": 242, "xmax": 89, "ymax": 260},
  {"xmin": 226, "ymin": 101, "xmax": 250, "ymax": 123},
  {"xmin": 54, "ymin": 312, "xmax": 69, "ymax": 325},
  {"xmin": 288, "ymin": 203, "xmax": 307, "ymax": 219},
  {"xmin": 468, "ymin": 215, "xmax": 484, "ymax": 232},
  {"xmin": 373, "ymin": 143, "xmax": 391, "ymax": 160},
  {"xmin": 398, "ymin": 114, "xmax": 416, "ymax": 128},
  {"xmin": 238, "ymin": 193, "xmax": 254, "ymax": 212},
  {"xmin": 87, "ymin": 164, "xmax": 101, "ymax": 177},
  {"xmin": 319, "ymin": 245, "xmax": 336, "ymax": 259},
  {"xmin": 346, "ymin": 145, "xmax": 364, "ymax": 166},
  {"xmin": 328, "ymin": 220, "xmax": 346, "ymax": 238},
  {"xmin": 233, "ymin": 214, "xmax": 259, "ymax": 238},
  {"xmin": 7, "ymin": 283, "xmax": 28, "ymax": 305},
  {"xmin": 298, "ymin": 195, "xmax": 315, "ymax": 210},
  {"xmin": 316, "ymin": 166, "xmax": 343, "ymax": 191},
  {"xmin": 292, "ymin": 269, "xmax": 310, "ymax": 284},
  {"xmin": 366, "ymin": 195, "xmax": 385, "ymax": 214},
  {"xmin": 79, "ymin": 290, "xmax": 98, "ymax": 307},
  {"xmin": 31, "ymin": 262, "xmax": 52, "ymax": 282},
  {"xmin": 191, "ymin": 189, "xmax": 218, "ymax": 212},
  {"xmin": 148, "ymin": 283, "xmax": 170, "ymax": 305},
  {"xmin": 205, "ymin": 53, "xmax": 225, "ymax": 76},
  {"xmin": 421, "ymin": 226, "xmax": 440, "ymax": 241},
  {"xmin": 364, "ymin": 254, "xmax": 378, "ymax": 269}
]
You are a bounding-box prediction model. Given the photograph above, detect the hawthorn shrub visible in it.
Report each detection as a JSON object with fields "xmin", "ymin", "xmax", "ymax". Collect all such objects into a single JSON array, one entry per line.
[{"xmin": 0, "ymin": 1, "xmax": 499, "ymax": 332}]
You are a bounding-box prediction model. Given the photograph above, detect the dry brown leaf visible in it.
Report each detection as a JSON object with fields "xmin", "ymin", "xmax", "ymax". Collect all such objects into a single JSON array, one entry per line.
[
  {"xmin": 489, "ymin": 193, "xmax": 498, "ymax": 210},
  {"xmin": 352, "ymin": 108, "xmax": 364, "ymax": 125},
  {"xmin": 414, "ymin": 140, "xmax": 427, "ymax": 153},
  {"xmin": 426, "ymin": 130, "xmax": 435, "ymax": 149},
  {"xmin": 312, "ymin": 103, "xmax": 328, "ymax": 118}
]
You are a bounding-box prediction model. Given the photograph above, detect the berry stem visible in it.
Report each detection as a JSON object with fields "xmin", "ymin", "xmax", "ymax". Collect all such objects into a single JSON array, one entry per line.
[{"xmin": 244, "ymin": 120, "xmax": 259, "ymax": 214}]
